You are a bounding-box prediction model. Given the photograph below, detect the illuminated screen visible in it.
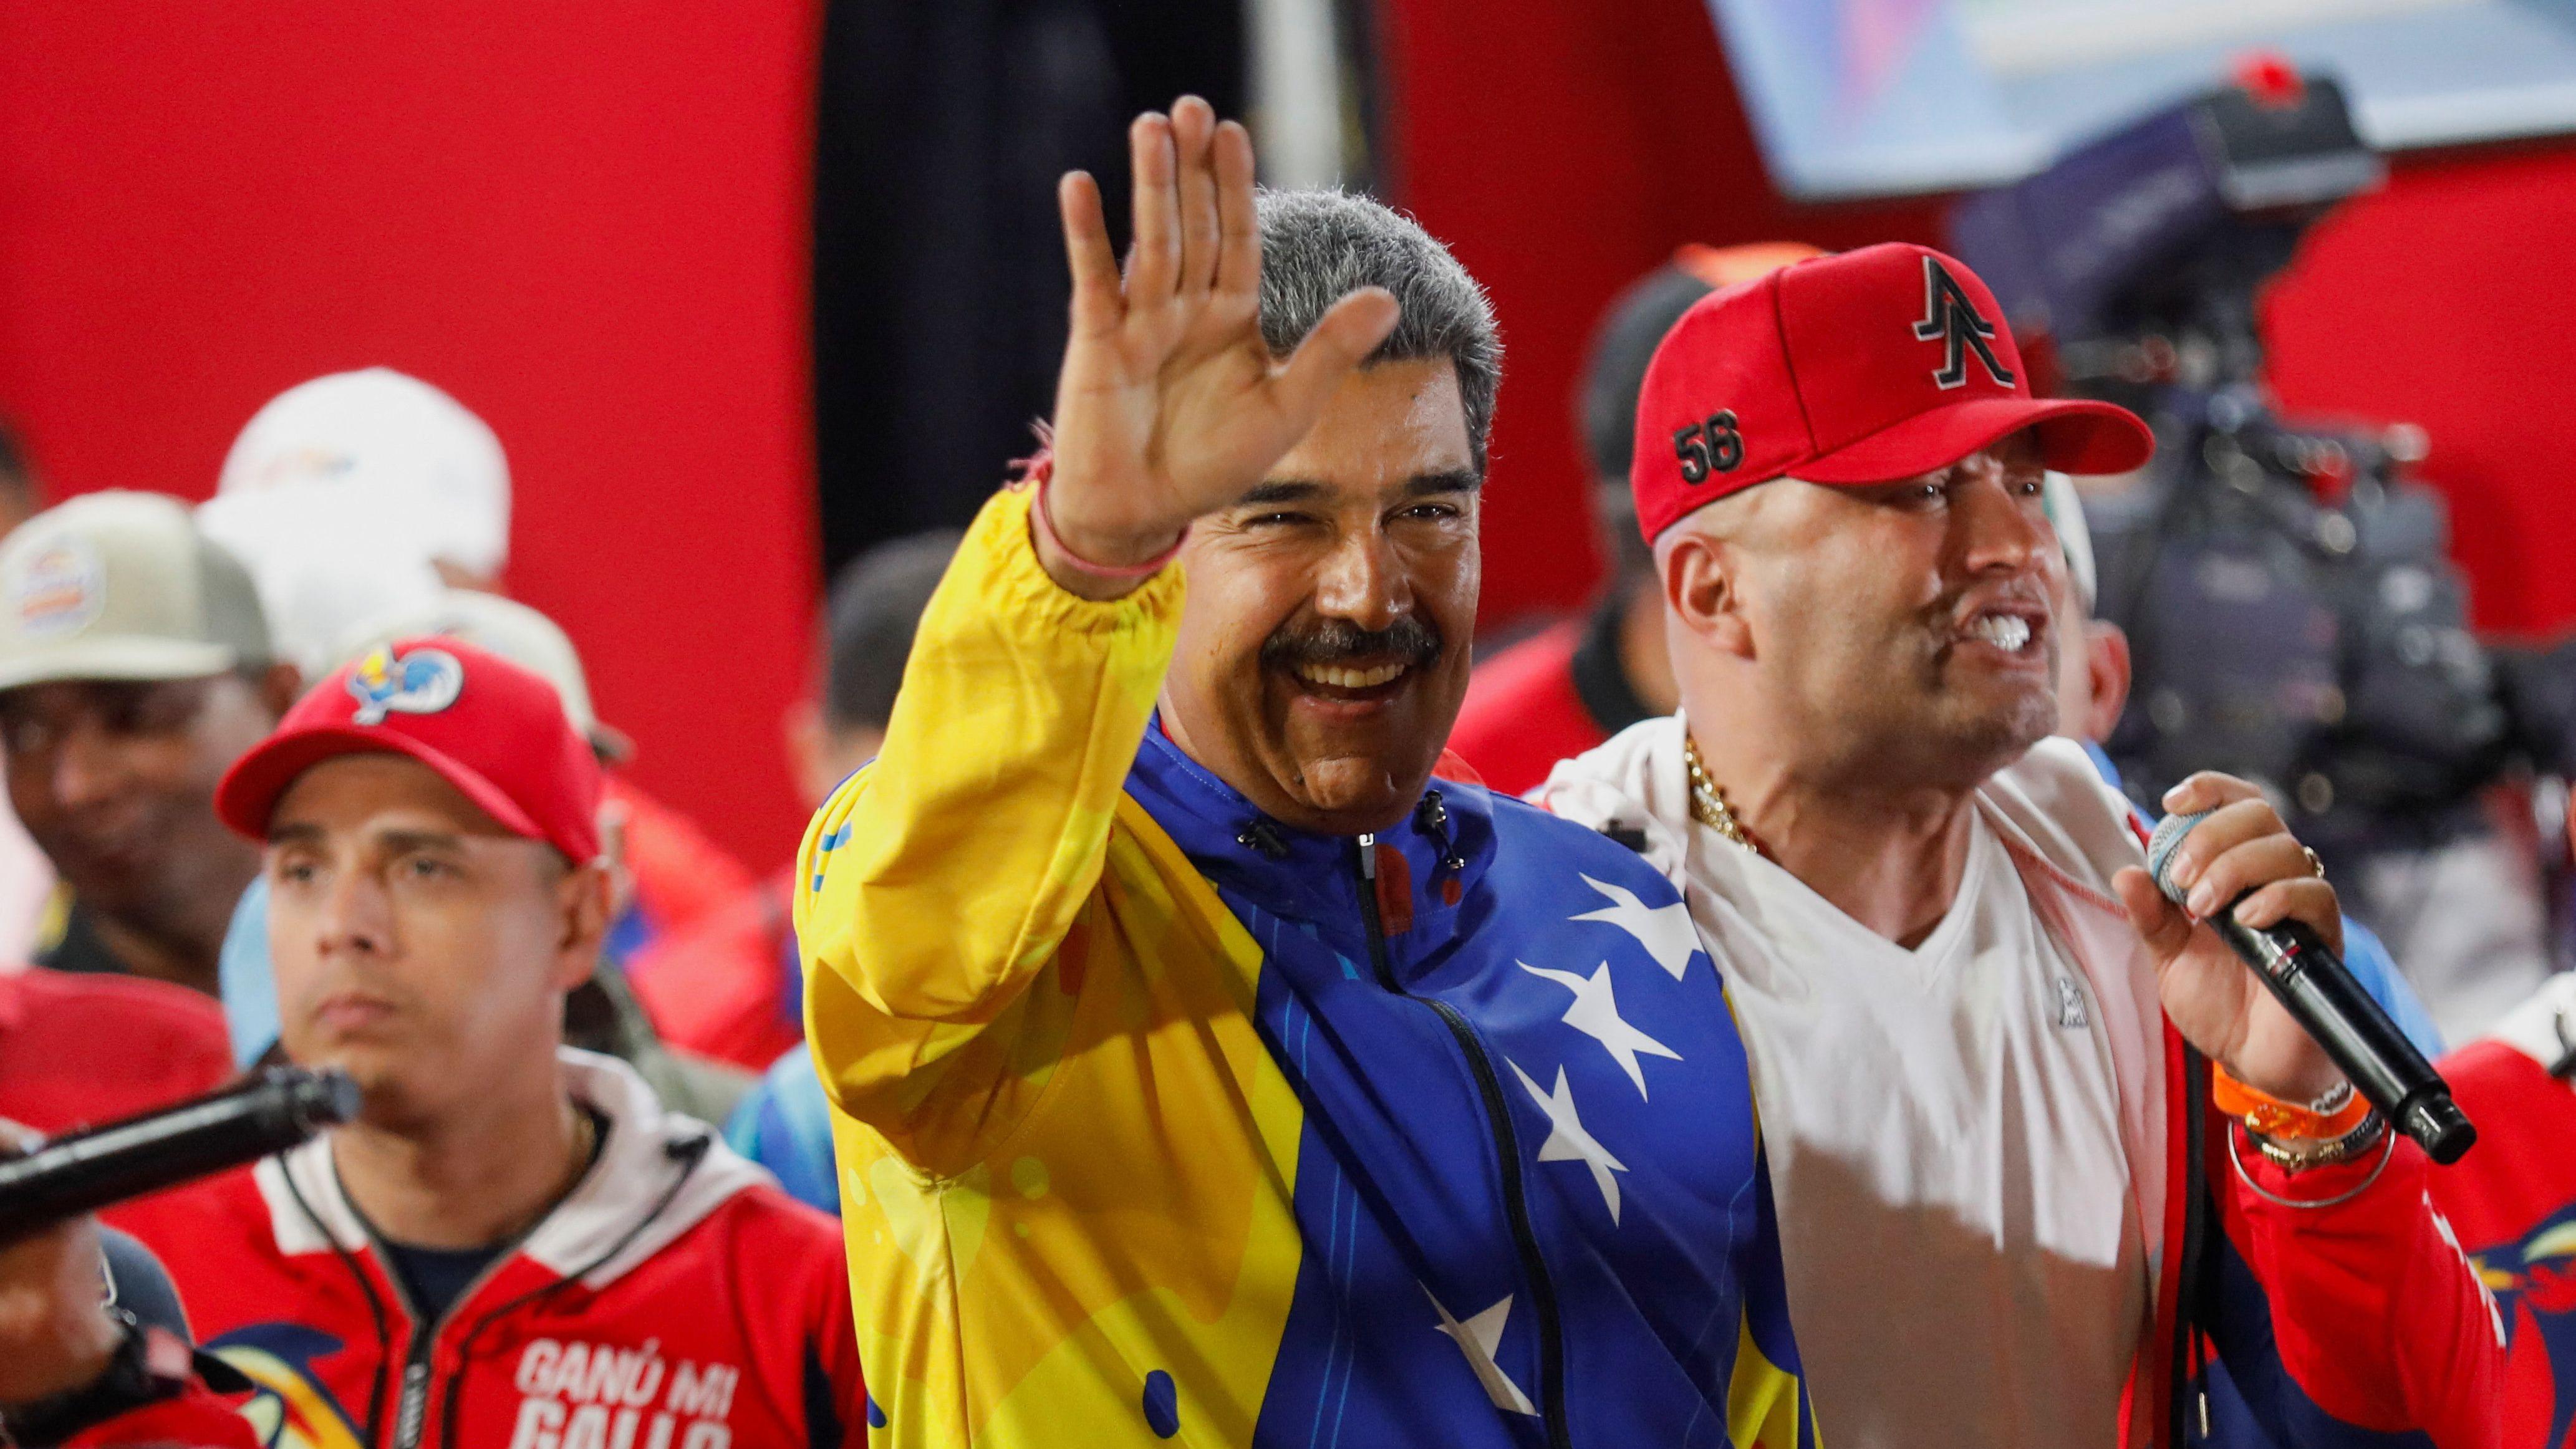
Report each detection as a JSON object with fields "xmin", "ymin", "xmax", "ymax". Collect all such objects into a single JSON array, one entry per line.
[{"xmin": 1705, "ymin": 0, "xmax": 2576, "ymax": 198}]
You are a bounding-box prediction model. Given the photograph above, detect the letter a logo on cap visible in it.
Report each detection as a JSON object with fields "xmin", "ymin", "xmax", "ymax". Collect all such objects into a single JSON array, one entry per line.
[{"xmin": 1911, "ymin": 256, "xmax": 2017, "ymax": 392}]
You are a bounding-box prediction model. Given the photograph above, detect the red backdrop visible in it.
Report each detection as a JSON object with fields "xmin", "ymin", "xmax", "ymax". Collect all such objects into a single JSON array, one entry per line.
[
  {"xmin": 1382, "ymin": 0, "xmax": 2576, "ymax": 639},
  {"xmin": 0, "ymin": 2, "xmax": 823, "ymax": 869},
  {"xmin": 1, "ymin": 2, "xmax": 2567, "ymax": 879}
]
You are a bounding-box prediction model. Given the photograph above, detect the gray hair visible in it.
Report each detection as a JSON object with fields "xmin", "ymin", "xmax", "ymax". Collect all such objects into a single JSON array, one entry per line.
[{"xmin": 1255, "ymin": 189, "xmax": 1502, "ymax": 476}]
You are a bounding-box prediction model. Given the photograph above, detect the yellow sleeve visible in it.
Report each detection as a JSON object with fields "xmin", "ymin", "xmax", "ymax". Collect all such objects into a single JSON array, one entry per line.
[{"xmin": 793, "ymin": 484, "xmax": 1183, "ymax": 1175}]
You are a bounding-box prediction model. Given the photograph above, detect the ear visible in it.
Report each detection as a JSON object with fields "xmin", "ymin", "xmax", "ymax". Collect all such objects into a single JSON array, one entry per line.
[
  {"xmin": 783, "ymin": 698, "xmax": 828, "ymax": 806},
  {"xmin": 552, "ymin": 859, "xmax": 616, "ymax": 993},
  {"xmin": 593, "ymin": 797, "xmax": 635, "ymax": 919},
  {"xmin": 2083, "ymin": 620, "xmax": 2131, "ymax": 743},
  {"xmin": 1660, "ymin": 530, "xmax": 1756, "ymax": 662},
  {"xmin": 256, "ymin": 662, "xmax": 305, "ymax": 720}
]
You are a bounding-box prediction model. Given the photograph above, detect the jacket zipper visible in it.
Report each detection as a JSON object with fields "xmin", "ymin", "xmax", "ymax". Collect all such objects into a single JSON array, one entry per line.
[
  {"xmin": 1355, "ymin": 835, "xmax": 1573, "ymax": 1449},
  {"xmin": 353, "ymin": 1116, "xmax": 611, "ymax": 1449},
  {"xmin": 384, "ymin": 1235, "xmax": 528, "ymax": 1449},
  {"xmin": 434, "ymin": 1136, "xmax": 713, "ymax": 1449},
  {"xmin": 2170, "ymin": 1044, "xmax": 2212, "ymax": 1447}
]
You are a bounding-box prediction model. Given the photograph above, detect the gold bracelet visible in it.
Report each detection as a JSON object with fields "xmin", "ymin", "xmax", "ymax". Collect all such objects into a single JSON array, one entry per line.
[
  {"xmin": 2249, "ymin": 1110, "xmax": 2386, "ymax": 1172},
  {"xmin": 2230, "ymin": 1120, "xmax": 2397, "ymax": 1209}
]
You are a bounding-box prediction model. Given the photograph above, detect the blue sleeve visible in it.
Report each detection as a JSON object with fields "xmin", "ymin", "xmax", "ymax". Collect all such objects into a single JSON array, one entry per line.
[
  {"xmin": 724, "ymin": 1047, "xmax": 842, "ymax": 1214},
  {"xmin": 217, "ymin": 877, "xmax": 279, "ymax": 1069},
  {"xmin": 2336, "ymin": 917, "xmax": 2446, "ymax": 1059}
]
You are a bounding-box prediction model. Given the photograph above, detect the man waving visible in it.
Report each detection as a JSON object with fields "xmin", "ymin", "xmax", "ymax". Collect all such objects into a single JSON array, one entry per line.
[{"xmin": 798, "ymin": 100, "xmax": 1811, "ymax": 1447}]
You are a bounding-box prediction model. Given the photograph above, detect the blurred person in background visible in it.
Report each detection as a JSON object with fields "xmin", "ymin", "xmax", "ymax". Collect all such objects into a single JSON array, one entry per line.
[
  {"xmin": 0, "ymin": 963, "xmax": 231, "ymax": 1137},
  {"xmin": 0, "ymin": 493, "xmax": 298, "ymax": 996},
  {"xmin": 91, "ymin": 638, "xmax": 864, "ymax": 1448},
  {"xmin": 803, "ymin": 99, "xmax": 1815, "ymax": 1444},
  {"xmin": 1449, "ymin": 244, "xmax": 1816, "ymax": 796},
  {"xmin": 2409, "ymin": 969, "xmax": 2576, "ymax": 1447},
  {"xmin": 215, "ymin": 590, "xmax": 755, "ymax": 1127},
  {"xmin": 700, "ymin": 527, "xmax": 962, "ymax": 1214},
  {"xmin": 217, "ymin": 367, "xmax": 511, "ymax": 594},
  {"xmin": 1533, "ymin": 244, "xmax": 2502, "ymax": 1447},
  {"xmin": 0, "ymin": 420, "xmax": 59, "ymax": 961},
  {"xmin": 2043, "ymin": 473, "xmax": 2446, "ymax": 1061},
  {"xmin": 634, "ymin": 527, "xmax": 962, "ymax": 1076},
  {"xmin": 196, "ymin": 483, "xmax": 446, "ymax": 684},
  {"xmin": 215, "ymin": 367, "xmax": 758, "ymax": 970},
  {"xmin": 0, "ymin": 420, "xmax": 41, "ymax": 539}
]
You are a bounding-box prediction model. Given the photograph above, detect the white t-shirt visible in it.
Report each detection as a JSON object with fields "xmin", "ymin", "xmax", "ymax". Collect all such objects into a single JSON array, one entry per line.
[
  {"xmin": 1535, "ymin": 723, "xmax": 2173, "ymax": 1445},
  {"xmin": 1685, "ymin": 801, "xmax": 2147, "ymax": 1447}
]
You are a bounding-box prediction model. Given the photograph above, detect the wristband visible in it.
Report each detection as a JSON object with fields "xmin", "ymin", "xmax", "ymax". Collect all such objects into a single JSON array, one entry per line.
[
  {"xmin": 1013, "ymin": 444, "xmax": 1187, "ymax": 582},
  {"xmin": 2211, "ymin": 1064, "xmax": 2371, "ymax": 1142}
]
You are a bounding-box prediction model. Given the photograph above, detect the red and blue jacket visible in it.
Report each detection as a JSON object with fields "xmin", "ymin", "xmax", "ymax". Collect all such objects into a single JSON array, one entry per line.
[
  {"xmin": 2401, "ymin": 973, "xmax": 2576, "ymax": 1449},
  {"xmin": 87, "ymin": 1050, "xmax": 866, "ymax": 1449}
]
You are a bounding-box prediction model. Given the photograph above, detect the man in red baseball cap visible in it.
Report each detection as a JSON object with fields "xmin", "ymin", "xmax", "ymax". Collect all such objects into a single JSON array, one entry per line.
[
  {"xmin": 1533, "ymin": 244, "xmax": 2502, "ymax": 1447},
  {"xmin": 7, "ymin": 638, "xmax": 867, "ymax": 1447}
]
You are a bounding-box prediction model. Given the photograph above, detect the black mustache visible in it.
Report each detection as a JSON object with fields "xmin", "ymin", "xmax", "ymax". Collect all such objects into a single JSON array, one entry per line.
[{"xmin": 1260, "ymin": 615, "xmax": 1444, "ymax": 671}]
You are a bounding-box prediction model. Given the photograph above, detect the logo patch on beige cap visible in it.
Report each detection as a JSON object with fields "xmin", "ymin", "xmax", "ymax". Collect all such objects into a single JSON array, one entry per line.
[{"xmin": 7, "ymin": 538, "xmax": 105, "ymax": 639}]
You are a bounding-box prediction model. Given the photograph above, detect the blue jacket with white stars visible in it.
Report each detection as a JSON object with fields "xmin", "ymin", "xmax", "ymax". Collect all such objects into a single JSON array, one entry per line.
[{"xmin": 1131, "ymin": 723, "xmax": 1813, "ymax": 1449}]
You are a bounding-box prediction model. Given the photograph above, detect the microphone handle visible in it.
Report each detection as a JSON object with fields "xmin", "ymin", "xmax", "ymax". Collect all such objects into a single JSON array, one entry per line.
[
  {"xmin": 0, "ymin": 1067, "xmax": 359, "ymax": 1241},
  {"xmin": 2207, "ymin": 908, "xmax": 2476, "ymax": 1165}
]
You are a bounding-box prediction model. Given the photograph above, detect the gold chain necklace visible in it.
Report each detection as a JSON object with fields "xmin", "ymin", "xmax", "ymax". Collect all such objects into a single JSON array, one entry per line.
[{"xmin": 1682, "ymin": 732, "xmax": 1763, "ymax": 856}]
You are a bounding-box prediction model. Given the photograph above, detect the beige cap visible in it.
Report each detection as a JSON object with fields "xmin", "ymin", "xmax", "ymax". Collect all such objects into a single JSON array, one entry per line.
[
  {"xmin": 330, "ymin": 589, "xmax": 630, "ymax": 760},
  {"xmin": 0, "ymin": 491, "xmax": 273, "ymax": 693}
]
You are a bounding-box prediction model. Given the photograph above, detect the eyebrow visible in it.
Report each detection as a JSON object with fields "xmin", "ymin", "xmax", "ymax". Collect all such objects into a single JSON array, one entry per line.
[
  {"xmin": 379, "ymin": 829, "xmax": 471, "ymax": 855},
  {"xmin": 1234, "ymin": 470, "xmax": 1483, "ymax": 508},
  {"xmin": 264, "ymin": 822, "xmax": 472, "ymax": 854}
]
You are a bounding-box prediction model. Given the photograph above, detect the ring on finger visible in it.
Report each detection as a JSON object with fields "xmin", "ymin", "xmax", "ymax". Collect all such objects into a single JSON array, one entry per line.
[{"xmin": 2300, "ymin": 845, "xmax": 2326, "ymax": 882}]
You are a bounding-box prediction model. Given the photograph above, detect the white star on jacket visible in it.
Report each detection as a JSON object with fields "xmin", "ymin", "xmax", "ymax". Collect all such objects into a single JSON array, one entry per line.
[
  {"xmin": 1425, "ymin": 1288, "xmax": 1537, "ymax": 1415},
  {"xmin": 1508, "ymin": 1059, "xmax": 1630, "ymax": 1223},
  {"xmin": 1519, "ymin": 960, "xmax": 1681, "ymax": 1100},
  {"xmin": 1571, "ymin": 874, "xmax": 1701, "ymax": 981}
]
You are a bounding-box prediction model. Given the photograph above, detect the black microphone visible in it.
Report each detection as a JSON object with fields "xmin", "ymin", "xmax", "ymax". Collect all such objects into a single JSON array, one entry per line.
[
  {"xmin": 0, "ymin": 1067, "xmax": 360, "ymax": 1242},
  {"xmin": 2147, "ymin": 812, "xmax": 2475, "ymax": 1165}
]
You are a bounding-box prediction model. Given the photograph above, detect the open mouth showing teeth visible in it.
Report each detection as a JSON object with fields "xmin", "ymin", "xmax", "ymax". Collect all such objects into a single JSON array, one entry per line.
[
  {"xmin": 1294, "ymin": 660, "xmax": 1409, "ymax": 691},
  {"xmin": 1967, "ymin": 613, "xmax": 2035, "ymax": 653}
]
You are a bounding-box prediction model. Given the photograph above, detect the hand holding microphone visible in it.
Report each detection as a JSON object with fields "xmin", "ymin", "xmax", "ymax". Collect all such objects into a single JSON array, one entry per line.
[
  {"xmin": 0, "ymin": 1121, "xmax": 123, "ymax": 1409},
  {"xmin": 2110, "ymin": 772, "xmax": 2474, "ymax": 1167}
]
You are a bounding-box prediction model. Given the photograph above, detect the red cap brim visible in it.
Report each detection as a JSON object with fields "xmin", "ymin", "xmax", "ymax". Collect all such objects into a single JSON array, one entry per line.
[
  {"xmin": 216, "ymin": 726, "xmax": 551, "ymax": 850},
  {"xmin": 1794, "ymin": 395, "xmax": 2154, "ymax": 486}
]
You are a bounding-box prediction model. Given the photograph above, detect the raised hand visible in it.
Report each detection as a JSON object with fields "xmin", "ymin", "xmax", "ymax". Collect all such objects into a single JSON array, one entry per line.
[
  {"xmin": 2111, "ymin": 773, "xmax": 2347, "ymax": 1105},
  {"xmin": 1037, "ymin": 97, "xmax": 1401, "ymax": 599}
]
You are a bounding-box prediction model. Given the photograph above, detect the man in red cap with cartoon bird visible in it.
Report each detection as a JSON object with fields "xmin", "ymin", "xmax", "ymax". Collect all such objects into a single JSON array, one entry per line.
[
  {"xmin": 0, "ymin": 637, "xmax": 864, "ymax": 1448},
  {"xmin": 1532, "ymin": 244, "xmax": 2504, "ymax": 1448}
]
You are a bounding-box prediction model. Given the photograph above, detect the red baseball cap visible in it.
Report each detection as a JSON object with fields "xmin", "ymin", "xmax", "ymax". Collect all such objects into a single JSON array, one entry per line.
[
  {"xmin": 216, "ymin": 637, "xmax": 603, "ymax": 862},
  {"xmin": 1629, "ymin": 242, "xmax": 2154, "ymax": 542}
]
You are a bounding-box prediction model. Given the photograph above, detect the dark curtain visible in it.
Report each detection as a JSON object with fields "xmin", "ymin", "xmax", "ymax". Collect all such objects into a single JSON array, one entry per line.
[{"xmin": 812, "ymin": 0, "xmax": 1248, "ymax": 579}]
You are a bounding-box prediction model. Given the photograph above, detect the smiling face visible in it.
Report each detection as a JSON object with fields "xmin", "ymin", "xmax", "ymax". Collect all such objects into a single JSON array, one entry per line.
[
  {"xmin": 0, "ymin": 674, "xmax": 278, "ymax": 954},
  {"xmin": 1679, "ymin": 431, "xmax": 2063, "ymax": 792},
  {"xmin": 1160, "ymin": 359, "xmax": 1480, "ymax": 836},
  {"xmin": 264, "ymin": 753, "xmax": 607, "ymax": 1127}
]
